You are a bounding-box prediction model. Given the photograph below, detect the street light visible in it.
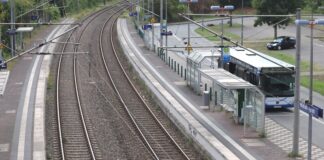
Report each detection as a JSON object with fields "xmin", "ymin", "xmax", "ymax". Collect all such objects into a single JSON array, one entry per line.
[
  {"xmin": 179, "ymin": 0, "xmax": 198, "ymax": 55},
  {"xmin": 210, "ymin": 5, "xmax": 234, "ymax": 68}
]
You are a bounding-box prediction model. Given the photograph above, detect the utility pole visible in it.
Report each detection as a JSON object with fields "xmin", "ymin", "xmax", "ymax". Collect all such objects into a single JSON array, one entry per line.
[
  {"xmin": 159, "ymin": 0, "xmax": 163, "ymax": 49},
  {"xmin": 0, "ymin": 25, "xmax": 2, "ymax": 59},
  {"xmin": 241, "ymin": 0, "xmax": 244, "ymax": 45},
  {"xmin": 292, "ymin": 8, "xmax": 301, "ymax": 157},
  {"xmin": 151, "ymin": 0, "xmax": 154, "ymax": 50},
  {"xmin": 220, "ymin": 17, "xmax": 224, "ymax": 68},
  {"xmin": 308, "ymin": 2, "xmax": 315, "ymax": 159},
  {"xmin": 165, "ymin": 0, "xmax": 168, "ymax": 62},
  {"xmin": 187, "ymin": 2, "xmax": 190, "ymax": 55},
  {"xmin": 10, "ymin": 0, "xmax": 16, "ymax": 57}
]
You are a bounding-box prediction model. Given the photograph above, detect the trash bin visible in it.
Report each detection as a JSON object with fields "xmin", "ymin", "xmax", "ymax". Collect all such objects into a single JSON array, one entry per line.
[{"xmin": 203, "ymin": 91, "xmax": 210, "ymax": 106}]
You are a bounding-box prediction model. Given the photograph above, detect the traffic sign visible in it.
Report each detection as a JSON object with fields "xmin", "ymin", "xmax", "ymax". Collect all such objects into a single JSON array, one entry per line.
[
  {"xmin": 185, "ymin": 44, "xmax": 192, "ymax": 51},
  {"xmin": 161, "ymin": 20, "xmax": 167, "ymax": 29},
  {"xmin": 6, "ymin": 29, "xmax": 16, "ymax": 35},
  {"xmin": 150, "ymin": 17, "xmax": 156, "ymax": 23},
  {"xmin": 299, "ymin": 102, "xmax": 323, "ymax": 118}
]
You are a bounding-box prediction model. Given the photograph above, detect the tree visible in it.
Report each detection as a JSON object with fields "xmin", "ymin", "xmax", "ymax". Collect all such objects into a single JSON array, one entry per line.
[{"xmin": 252, "ymin": 0, "xmax": 302, "ymax": 38}]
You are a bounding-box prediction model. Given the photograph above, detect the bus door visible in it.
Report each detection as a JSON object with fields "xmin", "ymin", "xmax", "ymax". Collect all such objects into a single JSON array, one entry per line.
[
  {"xmin": 237, "ymin": 89, "xmax": 244, "ymax": 118},
  {"xmin": 229, "ymin": 62, "xmax": 236, "ymax": 74}
]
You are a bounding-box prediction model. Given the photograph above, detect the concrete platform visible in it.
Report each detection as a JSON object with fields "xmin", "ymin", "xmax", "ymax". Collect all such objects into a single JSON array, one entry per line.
[{"xmin": 0, "ymin": 19, "xmax": 73, "ymax": 160}]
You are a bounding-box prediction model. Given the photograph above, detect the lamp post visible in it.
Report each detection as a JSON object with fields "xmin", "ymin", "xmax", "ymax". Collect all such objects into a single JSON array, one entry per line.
[
  {"xmin": 179, "ymin": 0, "xmax": 198, "ymax": 55},
  {"xmin": 292, "ymin": 8, "xmax": 302, "ymax": 157},
  {"xmin": 210, "ymin": 5, "xmax": 234, "ymax": 68},
  {"xmin": 10, "ymin": 0, "xmax": 16, "ymax": 57},
  {"xmin": 309, "ymin": 4, "xmax": 314, "ymax": 159}
]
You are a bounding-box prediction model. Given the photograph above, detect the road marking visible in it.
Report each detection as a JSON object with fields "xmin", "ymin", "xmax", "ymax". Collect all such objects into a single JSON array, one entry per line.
[
  {"xmin": 0, "ymin": 143, "xmax": 9, "ymax": 152},
  {"xmin": 0, "ymin": 71, "xmax": 10, "ymax": 95},
  {"xmin": 241, "ymin": 139, "xmax": 265, "ymax": 147},
  {"xmin": 174, "ymin": 81, "xmax": 186, "ymax": 86},
  {"xmin": 266, "ymin": 114, "xmax": 294, "ymax": 117},
  {"xmin": 314, "ymin": 42, "xmax": 324, "ymax": 47},
  {"xmin": 172, "ymin": 34, "xmax": 182, "ymax": 42},
  {"xmin": 15, "ymin": 82, "xmax": 23, "ymax": 85},
  {"xmin": 199, "ymin": 106, "xmax": 209, "ymax": 110},
  {"xmin": 23, "ymin": 57, "xmax": 33, "ymax": 60},
  {"xmin": 5, "ymin": 110, "xmax": 16, "ymax": 114}
]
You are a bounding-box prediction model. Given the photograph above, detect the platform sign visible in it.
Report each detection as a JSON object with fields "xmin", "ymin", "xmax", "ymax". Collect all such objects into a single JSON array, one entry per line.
[
  {"xmin": 179, "ymin": 0, "xmax": 198, "ymax": 3},
  {"xmin": 299, "ymin": 102, "xmax": 323, "ymax": 118},
  {"xmin": 161, "ymin": 20, "xmax": 167, "ymax": 29},
  {"xmin": 136, "ymin": 6, "xmax": 141, "ymax": 12}
]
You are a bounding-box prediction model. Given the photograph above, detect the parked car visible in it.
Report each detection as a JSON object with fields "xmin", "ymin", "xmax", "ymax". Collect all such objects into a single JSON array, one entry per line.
[
  {"xmin": 267, "ymin": 36, "xmax": 296, "ymax": 50},
  {"xmin": 161, "ymin": 30, "xmax": 172, "ymax": 36},
  {"xmin": 0, "ymin": 57, "xmax": 7, "ymax": 69}
]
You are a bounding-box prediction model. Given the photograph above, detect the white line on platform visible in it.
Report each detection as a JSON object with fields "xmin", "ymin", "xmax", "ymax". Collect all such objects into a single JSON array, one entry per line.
[{"xmin": 17, "ymin": 55, "xmax": 40, "ymax": 160}]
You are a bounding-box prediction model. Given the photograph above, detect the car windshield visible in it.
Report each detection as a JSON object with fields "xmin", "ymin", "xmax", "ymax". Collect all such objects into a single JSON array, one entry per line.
[
  {"xmin": 273, "ymin": 38, "xmax": 283, "ymax": 43},
  {"xmin": 260, "ymin": 73, "xmax": 294, "ymax": 97}
]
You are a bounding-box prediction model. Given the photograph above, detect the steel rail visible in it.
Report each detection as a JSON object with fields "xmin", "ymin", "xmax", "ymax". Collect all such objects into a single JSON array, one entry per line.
[
  {"xmin": 98, "ymin": 5, "xmax": 190, "ymax": 160},
  {"xmin": 99, "ymin": 7, "xmax": 160, "ymax": 159},
  {"xmin": 55, "ymin": 4, "xmax": 124, "ymax": 159},
  {"xmin": 112, "ymin": 18, "xmax": 191, "ymax": 160}
]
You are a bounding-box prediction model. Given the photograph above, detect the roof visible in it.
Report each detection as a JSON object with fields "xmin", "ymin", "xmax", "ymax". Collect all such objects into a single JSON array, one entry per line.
[
  {"xmin": 228, "ymin": 47, "xmax": 295, "ymax": 70},
  {"xmin": 16, "ymin": 27, "xmax": 34, "ymax": 33},
  {"xmin": 199, "ymin": 68, "xmax": 255, "ymax": 89},
  {"xmin": 187, "ymin": 50, "xmax": 220, "ymax": 64}
]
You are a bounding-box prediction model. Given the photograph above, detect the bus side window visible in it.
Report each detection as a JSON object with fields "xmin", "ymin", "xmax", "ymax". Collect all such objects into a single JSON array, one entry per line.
[
  {"xmin": 250, "ymin": 73, "xmax": 258, "ymax": 85},
  {"xmin": 236, "ymin": 67, "xmax": 244, "ymax": 78},
  {"xmin": 224, "ymin": 63, "xmax": 230, "ymax": 71}
]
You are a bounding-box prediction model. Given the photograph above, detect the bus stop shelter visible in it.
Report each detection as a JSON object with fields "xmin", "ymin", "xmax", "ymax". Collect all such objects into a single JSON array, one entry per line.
[
  {"xmin": 198, "ymin": 68, "xmax": 265, "ymax": 135},
  {"xmin": 16, "ymin": 27, "xmax": 34, "ymax": 50},
  {"xmin": 186, "ymin": 50, "xmax": 220, "ymax": 94}
]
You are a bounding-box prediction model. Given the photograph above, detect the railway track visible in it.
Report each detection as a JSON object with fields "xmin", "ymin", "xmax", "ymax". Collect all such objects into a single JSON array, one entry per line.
[
  {"xmin": 51, "ymin": 1, "xmax": 201, "ymax": 159},
  {"xmin": 54, "ymin": 3, "xmax": 126, "ymax": 159},
  {"xmin": 98, "ymin": 5, "xmax": 192, "ymax": 160}
]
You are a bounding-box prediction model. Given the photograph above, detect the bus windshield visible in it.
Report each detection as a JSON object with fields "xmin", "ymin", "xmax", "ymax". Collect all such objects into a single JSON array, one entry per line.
[{"xmin": 260, "ymin": 73, "xmax": 294, "ymax": 97}]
